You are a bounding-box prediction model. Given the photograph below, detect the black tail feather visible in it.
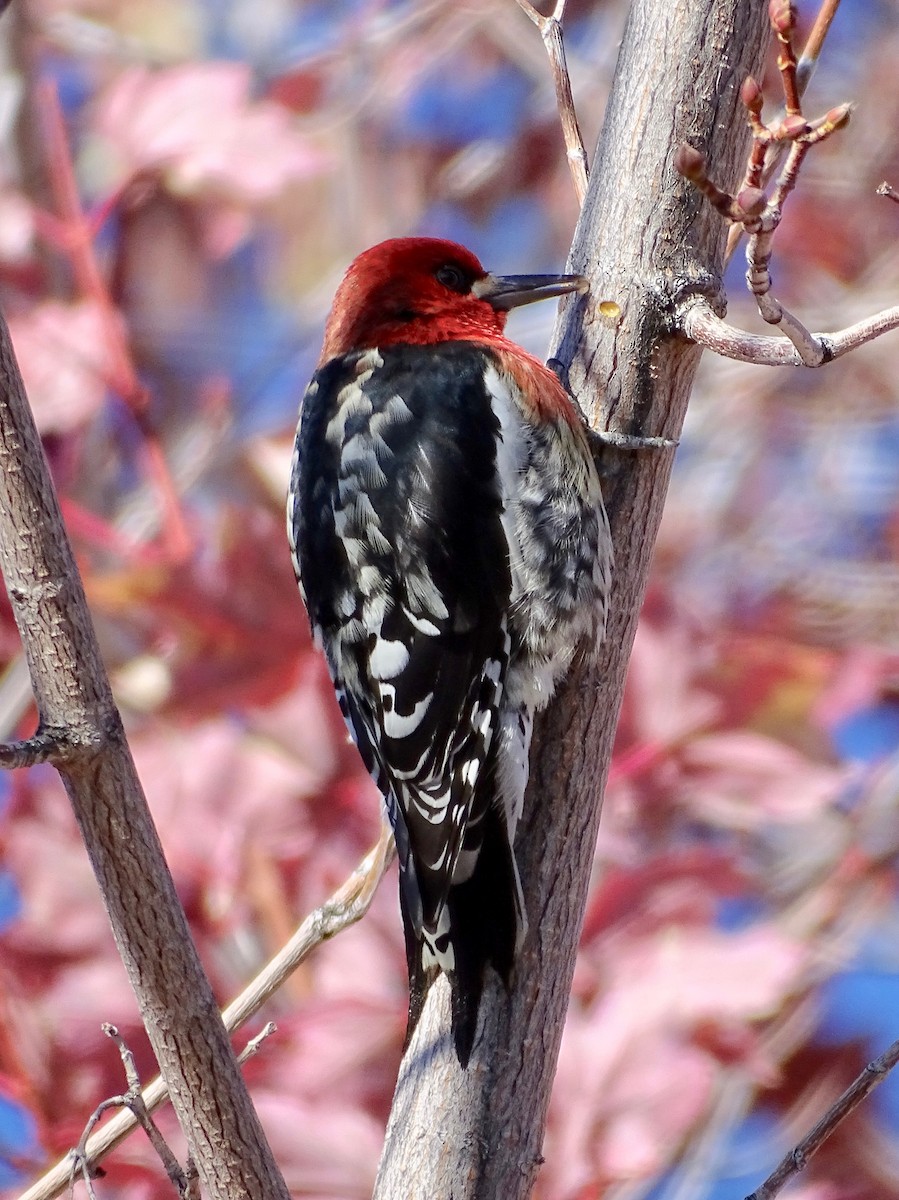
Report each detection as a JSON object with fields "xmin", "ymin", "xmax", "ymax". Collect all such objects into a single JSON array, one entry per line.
[{"xmin": 401, "ymin": 804, "xmax": 523, "ymax": 1067}]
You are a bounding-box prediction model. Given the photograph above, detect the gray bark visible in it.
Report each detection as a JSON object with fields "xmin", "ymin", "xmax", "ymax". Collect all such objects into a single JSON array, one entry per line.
[
  {"xmin": 0, "ymin": 328, "xmax": 289, "ymax": 1193},
  {"xmin": 373, "ymin": 2, "xmax": 771, "ymax": 1197}
]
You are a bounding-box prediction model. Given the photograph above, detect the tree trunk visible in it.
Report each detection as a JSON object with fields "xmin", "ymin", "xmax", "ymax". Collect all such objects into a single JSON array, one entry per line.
[{"xmin": 373, "ymin": 2, "xmax": 771, "ymax": 1197}]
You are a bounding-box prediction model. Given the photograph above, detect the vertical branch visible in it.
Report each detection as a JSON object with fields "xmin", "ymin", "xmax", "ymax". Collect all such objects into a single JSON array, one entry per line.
[{"xmin": 0, "ymin": 315, "xmax": 289, "ymax": 1197}]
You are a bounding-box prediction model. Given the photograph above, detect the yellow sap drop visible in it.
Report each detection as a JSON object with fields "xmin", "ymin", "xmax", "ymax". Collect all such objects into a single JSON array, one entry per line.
[{"xmin": 598, "ymin": 300, "xmax": 621, "ymax": 321}]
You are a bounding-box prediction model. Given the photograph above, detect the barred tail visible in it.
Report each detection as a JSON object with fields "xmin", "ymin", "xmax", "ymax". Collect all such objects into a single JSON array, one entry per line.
[{"xmin": 401, "ymin": 804, "xmax": 525, "ymax": 1067}]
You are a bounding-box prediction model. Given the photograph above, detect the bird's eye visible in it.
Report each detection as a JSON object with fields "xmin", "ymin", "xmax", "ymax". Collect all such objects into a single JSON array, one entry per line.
[{"xmin": 435, "ymin": 264, "xmax": 470, "ymax": 293}]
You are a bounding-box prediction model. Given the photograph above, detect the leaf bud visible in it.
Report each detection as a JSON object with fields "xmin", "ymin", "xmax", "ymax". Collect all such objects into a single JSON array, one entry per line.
[
  {"xmin": 769, "ymin": 0, "xmax": 796, "ymax": 34},
  {"xmin": 737, "ymin": 188, "xmax": 767, "ymax": 218},
  {"xmin": 674, "ymin": 144, "xmax": 706, "ymax": 181},
  {"xmin": 741, "ymin": 76, "xmax": 763, "ymax": 112}
]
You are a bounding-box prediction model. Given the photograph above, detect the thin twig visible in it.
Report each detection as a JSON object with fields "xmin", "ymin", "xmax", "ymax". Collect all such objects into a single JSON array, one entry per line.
[
  {"xmin": 751, "ymin": 291, "xmax": 824, "ymax": 365},
  {"xmin": 19, "ymin": 826, "xmax": 395, "ymax": 1200},
  {"xmin": 0, "ymin": 727, "xmax": 69, "ymax": 768},
  {"xmin": 796, "ymin": 0, "xmax": 841, "ymax": 92},
  {"xmin": 514, "ymin": 0, "xmax": 589, "ymax": 205},
  {"xmin": 726, "ymin": 0, "xmax": 843, "ymax": 258},
  {"xmin": 746, "ymin": 1037, "xmax": 899, "ymax": 1200},
  {"xmin": 681, "ymin": 297, "xmax": 899, "ymax": 367},
  {"xmin": 37, "ymin": 81, "xmax": 142, "ymax": 408},
  {"xmin": 877, "ymin": 181, "xmax": 899, "ymax": 205},
  {"xmin": 678, "ymin": 3, "xmax": 853, "ymax": 360},
  {"xmin": 220, "ymin": 819, "xmax": 394, "ymax": 1032},
  {"xmin": 236, "ymin": 1022, "xmax": 277, "ymax": 1065},
  {"xmin": 69, "ymin": 1025, "xmax": 188, "ymax": 1200},
  {"xmin": 104, "ymin": 1026, "xmax": 189, "ymax": 1197},
  {"xmin": 771, "ymin": 0, "xmax": 802, "ymax": 117}
]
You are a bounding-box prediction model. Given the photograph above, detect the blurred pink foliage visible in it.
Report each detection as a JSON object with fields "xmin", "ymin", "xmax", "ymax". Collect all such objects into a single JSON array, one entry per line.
[
  {"xmin": 8, "ymin": 300, "xmax": 116, "ymax": 433},
  {"xmin": 547, "ymin": 925, "xmax": 805, "ymax": 1192},
  {"xmin": 91, "ymin": 63, "xmax": 329, "ymax": 203},
  {"xmin": 0, "ymin": 2, "xmax": 898, "ymax": 1199}
]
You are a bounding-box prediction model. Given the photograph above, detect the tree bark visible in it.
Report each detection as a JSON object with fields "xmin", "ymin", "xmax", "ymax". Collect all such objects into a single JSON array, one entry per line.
[
  {"xmin": 0, "ymin": 333, "xmax": 289, "ymax": 1193},
  {"xmin": 373, "ymin": 2, "xmax": 771, "ymax": 1197}
]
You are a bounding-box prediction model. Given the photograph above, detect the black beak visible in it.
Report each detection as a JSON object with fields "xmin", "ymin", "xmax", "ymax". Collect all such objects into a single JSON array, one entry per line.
[{"xmin": 472, "ymin": 272, "xmax": 589, "ymax": 311}]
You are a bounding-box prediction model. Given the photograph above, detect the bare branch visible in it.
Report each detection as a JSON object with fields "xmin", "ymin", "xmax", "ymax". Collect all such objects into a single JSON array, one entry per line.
[
  {"xmin": 0, "ymin": 294, "xmax": 290, "ymax": 1200},
  {"xmin": 753, "ymin": 285, "xmax": 827, "ymax": 365},
  {"xmin": 18, "ymin": 827, "xmax": 394, "ymax": 1200},
  {"xmin": 373, "ymin": 3, "xmax": 773, "ymax": 1194},
  {"xmin": 681, "ymin": 297, "xmax": 899, "ymax": 366},
  {"xmin": 877, "ymin": 180, "xmax": 899, "ymax": 205},
  {"xmin": 674, "ymin": 143, "xmax": 766, "ymax": 223},
  {"xmin": 746, "ymin": 1037, "xmax": 899, "ymax": 1200},
  {"xmin": 770, "ymin": 0, "xmax": 802, "ymax": 116},
  {"xmin": 236, "ymin": 1022, "xmax": 277, "ymax": 1066},
  {"xmin": 220, "ymin": 819, "xmax": 394, "ymax": 1031},
  {"xmin": 514, "ymin": 0, "xmax": 588, "ymax": 205}
]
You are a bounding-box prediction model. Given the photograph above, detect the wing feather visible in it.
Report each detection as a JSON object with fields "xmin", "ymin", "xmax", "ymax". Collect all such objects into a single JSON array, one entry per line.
[{"xmin": 291, "ymin": 343, "xmax": 514, "ymax": 938}]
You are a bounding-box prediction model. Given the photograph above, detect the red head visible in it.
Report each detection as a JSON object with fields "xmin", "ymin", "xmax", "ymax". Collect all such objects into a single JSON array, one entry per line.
[{"xmin": 319, "ymin": 237, "xmax": 587, "ymax": 364}]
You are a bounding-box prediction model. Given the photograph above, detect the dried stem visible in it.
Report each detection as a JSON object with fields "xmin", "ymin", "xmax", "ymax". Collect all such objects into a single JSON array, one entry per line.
[
  {"xmin": 514, "ymin": 0, "xmax": 589, "ymax": 205},
  {"xmin": 746, "ymin": 1037, "xmax": 899, "ymax": 1200},
  {"xmin": 18, "ymin": 827, "xmax": 394, "ymax": 1200}
]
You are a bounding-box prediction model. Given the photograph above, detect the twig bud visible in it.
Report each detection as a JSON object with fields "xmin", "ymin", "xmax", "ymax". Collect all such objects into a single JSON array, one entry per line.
[
  {"xmin": 741, "ymin": 76, "xmax": 763, "ymax": 114},
  {"xmin": 737, "ymin": 187, "xmax": 767, "ymax": 218},
  {"xmin": 825, "ymin": 103, "xmax": 852, "ymax": 132},
  {"xmin": 780, "ymin": 113, "xmax": 810, "ymax": 139},
  {"xmin": 769, "ymin": 0, "xmax": 796, "ymax": 34},
  {"xmin": 674, "ymin": 143, "xmax": 706, "ymax": 181}
]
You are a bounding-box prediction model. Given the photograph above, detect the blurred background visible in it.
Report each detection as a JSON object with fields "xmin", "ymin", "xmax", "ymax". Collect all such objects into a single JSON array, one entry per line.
[{"xmin": 0, "ymin": 1, "xmax": 898, "ymax": 1197}]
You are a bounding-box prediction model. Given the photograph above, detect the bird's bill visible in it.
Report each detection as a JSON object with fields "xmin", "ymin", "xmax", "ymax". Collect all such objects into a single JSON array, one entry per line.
[{"xmin": 472, "ymin": 272, "xmax": 589, "ymax": 311}]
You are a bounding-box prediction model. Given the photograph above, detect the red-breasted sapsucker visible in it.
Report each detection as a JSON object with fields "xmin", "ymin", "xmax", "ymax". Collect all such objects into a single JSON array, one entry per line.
[{"xmin": 288, "ymin": 237, "xmax": 610, "ymax": 1065}]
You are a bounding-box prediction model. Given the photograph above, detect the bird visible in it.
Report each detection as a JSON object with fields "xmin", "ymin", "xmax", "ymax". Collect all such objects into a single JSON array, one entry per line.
[{"xmin": 287, "ymin": 237, "xmax": 610, "ymax": 1066}]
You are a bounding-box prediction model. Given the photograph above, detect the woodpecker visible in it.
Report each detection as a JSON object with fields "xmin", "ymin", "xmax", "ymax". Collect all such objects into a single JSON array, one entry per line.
[{"xmin": 288, "ymin": 237, "xmax": 610, "ymax": 1065}]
